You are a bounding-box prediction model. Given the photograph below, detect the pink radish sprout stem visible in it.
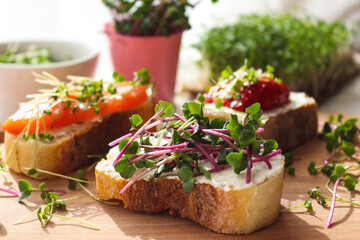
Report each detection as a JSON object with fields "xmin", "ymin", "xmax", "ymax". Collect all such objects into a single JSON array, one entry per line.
[
  {"xmin": 109, "ymin": 133, "xmax": 133, "ymax": 146},
  {"xmin": 0, "ymin": 188, "xmax": 19, "ymax": 197},
  {"xmin": 113, "ymin": 109, "xmax": 163, "ymax": 166},
  {"xmin": 327, "ymin": 177, "xmax": 341, "ymax": 228}
]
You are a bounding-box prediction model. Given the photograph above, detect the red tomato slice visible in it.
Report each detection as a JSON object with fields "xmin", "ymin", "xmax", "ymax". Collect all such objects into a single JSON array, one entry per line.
[{"xmin": 2, "ymin": 84, "xmax": 149, "ymax": 135}]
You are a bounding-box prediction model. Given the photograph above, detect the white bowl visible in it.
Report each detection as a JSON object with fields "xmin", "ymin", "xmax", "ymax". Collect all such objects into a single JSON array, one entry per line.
[{"xmin": 0, "ymin": 40, "xmax": 99, "ymax": 123}]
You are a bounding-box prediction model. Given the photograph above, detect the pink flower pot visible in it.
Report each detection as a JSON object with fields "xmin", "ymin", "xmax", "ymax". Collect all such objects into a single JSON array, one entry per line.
[{"xmin": 104, "ymin": 23, "xmax": 182, "ymax": 103}]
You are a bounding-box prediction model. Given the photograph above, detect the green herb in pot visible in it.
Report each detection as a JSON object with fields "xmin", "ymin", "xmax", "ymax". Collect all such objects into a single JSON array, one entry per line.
[
  {"xmin": 102, "ymin": 0, "xmax": 218, "ymax": 36},
  {"xmin": 195, "ymin": 14, "xmax": 356, "ymax": 101}
]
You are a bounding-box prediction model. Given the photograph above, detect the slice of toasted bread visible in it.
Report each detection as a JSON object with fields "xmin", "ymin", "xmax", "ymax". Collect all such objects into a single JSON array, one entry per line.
[
  {"xmin": 203, "ymin": 92, "xmax": 318, "ymax": 152},
  {"xmin": 95, "ymin": 151, "xmax": 284, "ymax": 234},
  {"xmin": 4, "ymin": 99, "xmax": 155, "ymax": 178}
]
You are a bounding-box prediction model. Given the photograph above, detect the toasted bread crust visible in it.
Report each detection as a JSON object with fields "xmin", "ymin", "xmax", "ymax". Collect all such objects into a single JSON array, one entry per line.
[
  {"xmin": 4, "ymin": 99, "xmax": 155, "ymax": 177},
  {"xmin": 95, "ymin": 162, "xmax": 284, "ymax": 234},
  {"xmin": 257, "ymin": 102, "xmax": 318, "ymax": 152}
]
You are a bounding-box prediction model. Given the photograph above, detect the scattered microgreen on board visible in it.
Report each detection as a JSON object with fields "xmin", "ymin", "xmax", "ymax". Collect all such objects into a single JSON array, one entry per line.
[{"xmin": 305, "ymin": 115, "xmax": 360, "ymax": 228}]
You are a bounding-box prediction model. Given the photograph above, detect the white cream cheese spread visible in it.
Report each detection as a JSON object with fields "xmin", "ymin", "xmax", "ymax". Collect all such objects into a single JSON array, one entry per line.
[{"xmin": 96, "ymin": 146, "xmax": 284, "ymax": 192}]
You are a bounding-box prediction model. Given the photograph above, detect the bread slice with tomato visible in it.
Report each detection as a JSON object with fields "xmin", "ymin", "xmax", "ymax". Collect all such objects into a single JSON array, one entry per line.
[
  {"xmin": 1, "ymin": 71, "xmax": 155, "ymax": 178},
  {"xmin": 201, "ymin": 66, "xmax": 318, "ymax": 152}
]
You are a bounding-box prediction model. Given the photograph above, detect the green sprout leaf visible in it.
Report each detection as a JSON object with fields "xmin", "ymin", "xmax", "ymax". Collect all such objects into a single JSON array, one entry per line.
[
  {"xmin": 178, "ymin": 166, "xmax": 195, "ymax": 192},
  {"xmin": 135, "ymin": 68, "xmax": 150, "ymax": 85},
  {"xmin": 196, "ymin": 93, "xmax": 205, "ymax": 103},
  {"xmin": 226, "ymin": 152, "xmax": 247, "ymax": 174},
  {"xmin": 113, "ymin": 72, "xmax": 125, "ymax": 83},
  {"xmin": 18, "ymin": 180, "xmax": 32, "ymax": 192},
  {"xmin": 330, "ymin": 165, "xmax": 345, "ymax": 183},
  {"xmin": 172, "ymin": 129, "xmax": 180, "ymax": 145},
  {"xmin": 303, "ymin": 200, "xmax": 314, "ymax": 212},
  {"xmin": 135, "ymin": 160, "xmax": 145, "ymax": 168},
  {"xmin": 178, "ymin": 166, "xmax": 194, "ymax": 182},
  {"xmin": 284, "ymin": 152, "xmax": 293, "ymax": 168},
  {"xmin": 341, "ymin": 140, "xmax": 355, "ymax": 157},
  {"xmin": 188, "ymin": 102, "xmax": 202, "ymax": 116},
  {"xmin": 28, "ymin": 168, "xmax": 38, "ymax": 175},
  {"xmin": 18, "ymin": 190, "xmax": 32, "ymax": 202},
  {"xmin": 226, "ymin": 114, "xmax": 239, "ymax": 130},
  {"xmin": 215, "ymin": 98, "xmax": 223, "ymax": 109},
  {"xmin": 155, "ymin": 164, "xmax": 166, "ymax": 178},
  {"xmin": 250, "ymin": 109, "xmax": 263, "ymax": 121},
  {"xmin": 308, "ymin": 186, "xmax": 321, "ymax": 198},
  {"xmin": 118, "ymin": 138, "xmax": 139, "ymax": 154},
  {"xmin": 182, "ymin": 177, "xmax": 195, "ymax": 192},
  {"xmin": 210, "ymin": 117, "xmax": 225, "ymax": 129},
  {"xmin": 287, "ymin": 167, "xmax": 295, "ymax": 175},
  {"xmin": 181, "ymin": 102, "xmax": 190, "ymax": 118},
  {"xmin": 321, "ymin": 163, "xmax": 336, "ymax": 177},
  {"xmin": 158, "ymin": 101, "xmax": 175, "ymax": 117},
  {"xmin": 324, "ymin": 132, "xmax": 337, "ymax": 151},
  {"xmin": 129, "ymin": 114, "xmax": 143, "ymax": 131},
  {"xmin": 307, "ymin": 161, "xmax": 318, "ymax": 175},
  {"xmin": 68, "ymin": 180, "xmax": 77, "ymax": 191},
  {"xmin": 18, "ymin": 180, "xmax": 33, "ymax": 202},
  {"xmin": 199, "ymin": 165, "xmax": 211, "ymax": 180},
  {"xmin": 262, "ymin": 139, "xmax": 278, "ymax": 155},
  {"xmin": 114, "ymin": 156, "xmax": 130, "ymax": 173},
  {"xmin": 144, "ymin": 160, "xmax": 156, "ymax": 168},
  {"xmin": 308, "ymin": 187, "xmax": 328, "ymax": 206},
  {"xmin": 343, "ymin": 175, "xmax": 358, "ymax": 191},
  {"xmin": 245, "ymin": 103, "xmax": 260, "ymax": 114},
  {"xmin": 120, "ymin": 165, "xmax": 136, "ymax": 178},
  {"xmin": 239, "ymin": 129, "xmax": 255, "ymax": 148}
]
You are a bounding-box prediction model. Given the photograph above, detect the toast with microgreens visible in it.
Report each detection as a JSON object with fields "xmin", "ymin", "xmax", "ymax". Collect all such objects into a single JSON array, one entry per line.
[
  {"xmin": 95, "ymin": 101, "xmax": 284, "ymax": 234},
  {"xmin": 2, "ymin": 69, "xmax": 154, "ymax": 178},
  {"xmin": 200, "ymin": 64, "xmax": 318, "ymax": 152}
]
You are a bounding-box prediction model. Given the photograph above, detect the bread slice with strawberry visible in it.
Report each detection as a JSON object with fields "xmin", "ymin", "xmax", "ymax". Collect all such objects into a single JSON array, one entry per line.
[{"xmin": 201, "ymin": 65, "xmax": 317, "ymax": 152}]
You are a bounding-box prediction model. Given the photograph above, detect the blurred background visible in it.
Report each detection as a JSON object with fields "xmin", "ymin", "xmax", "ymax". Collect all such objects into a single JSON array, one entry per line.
[{"xmin": 0, "ymin": 0, "xmax": 360, "ymax": 113}]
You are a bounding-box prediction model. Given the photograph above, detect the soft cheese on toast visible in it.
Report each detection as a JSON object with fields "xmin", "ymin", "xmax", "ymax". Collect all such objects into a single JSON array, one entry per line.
[{"xmin": 95, "ymin": 101, "xmax": 285, "ymax": 234}]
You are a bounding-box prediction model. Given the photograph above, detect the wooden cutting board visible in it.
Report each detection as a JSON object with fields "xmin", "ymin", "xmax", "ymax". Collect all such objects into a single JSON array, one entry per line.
[{"xmin": 1, "ymin": 113, "xmax": 360, "ymax": 240}]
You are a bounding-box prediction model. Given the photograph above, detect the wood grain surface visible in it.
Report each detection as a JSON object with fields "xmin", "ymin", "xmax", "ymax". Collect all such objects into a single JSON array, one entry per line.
[{"xmin": 1, "ymin": 114, "xmax": 360, "ymax": 240}]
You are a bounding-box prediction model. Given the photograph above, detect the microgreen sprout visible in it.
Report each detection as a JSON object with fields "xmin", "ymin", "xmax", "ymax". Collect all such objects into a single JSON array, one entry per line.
[
  {"xmin": 111, "ymin": 101, "xmax": 281, "ymax": 193},
  {"xmin": 15, "ymin": 180, "xmax": 100, "ymax": 229},
  {"xmin": 307, "ymin": 115, "xmax": 360, "ymax": 228},
  {"xmin": 280, "ymin": 200, "xmax": 314, "ymax": 213},
  {"xmin": 15, "ymin": 174, "xmax": 115, "ymax": 229},
  {"xmin": 17, "ymin": 180, "xmax": 66, "ymax": 202},
  {"xmin": 308, "ymin": 186, "xmax": 360, "ymax": 207},
  {"xmin": 26, "ymin": 168, "xmax": 95, "ymax": 185},
  {"xmin": 25, "ymin": 167, "xmax": 118, "ymax": 206},
  {"xmin": 284, "ymin": 152, "xmax": 295, "ymax": 175},
  {"xmin": 0, "ymin": 162, "xmax": 7, "ymax": 172},
  {"xmin": 68, "ymin": 169, "xmax": 88, "ymax": 190}
]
